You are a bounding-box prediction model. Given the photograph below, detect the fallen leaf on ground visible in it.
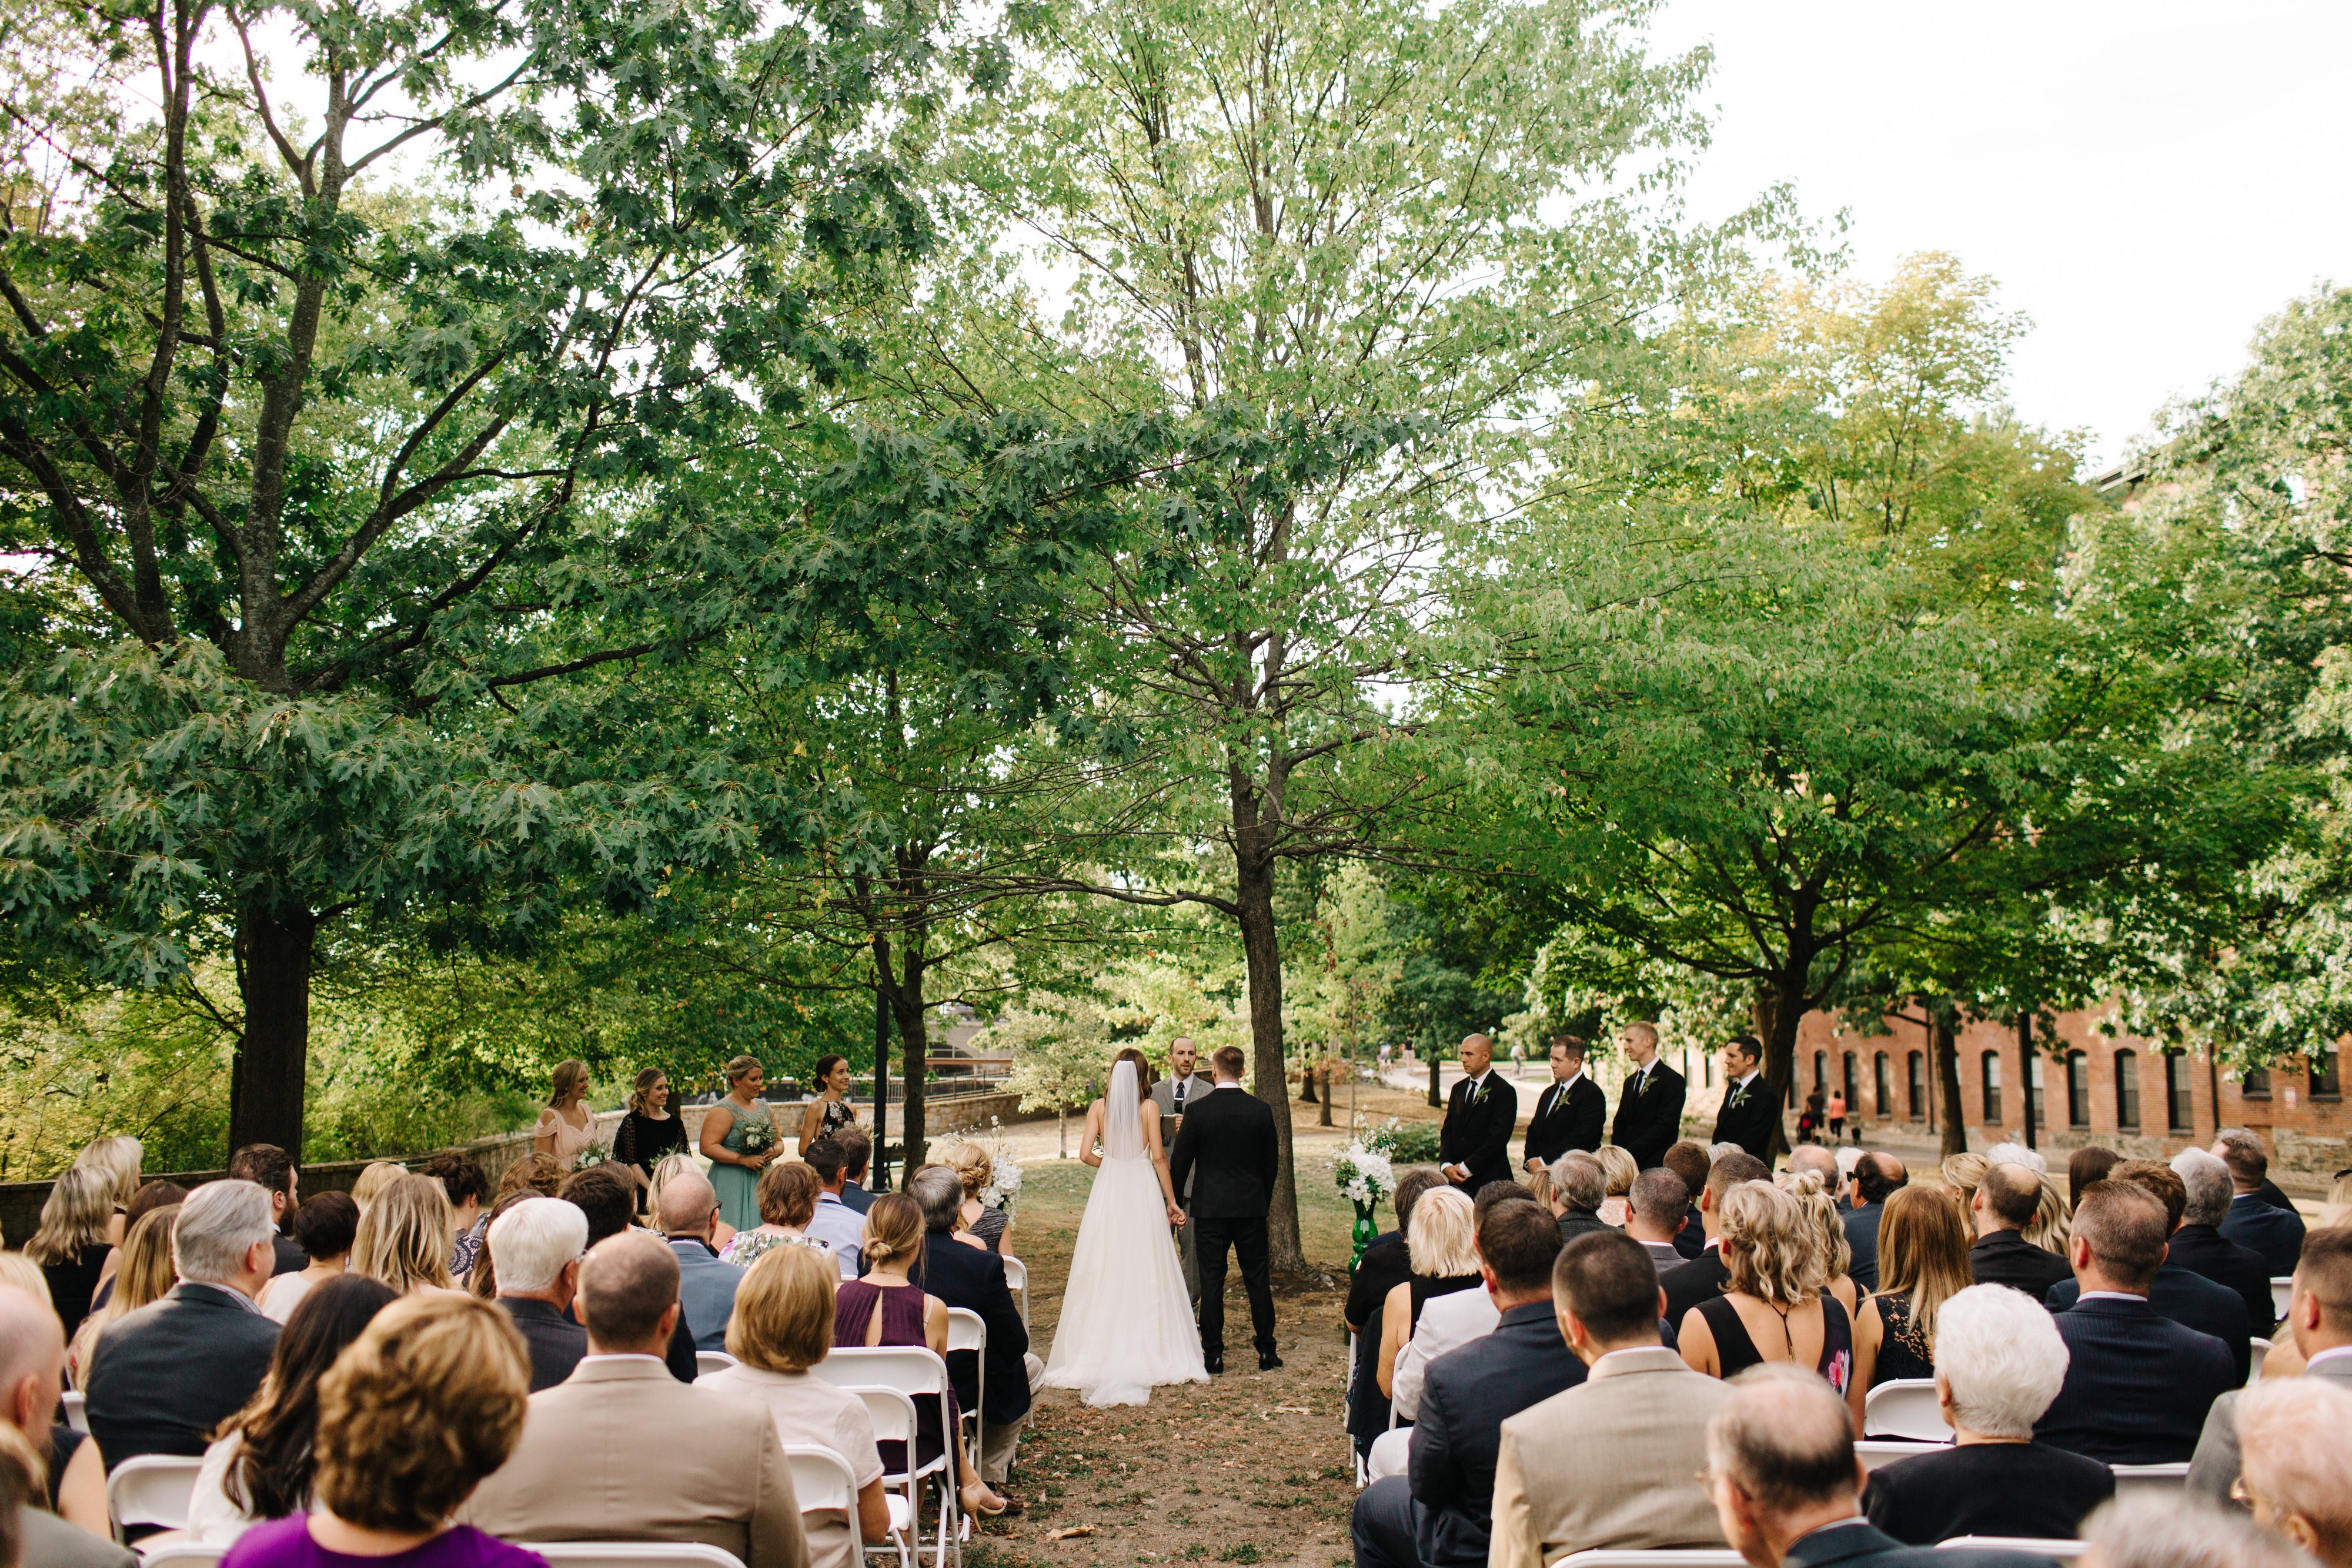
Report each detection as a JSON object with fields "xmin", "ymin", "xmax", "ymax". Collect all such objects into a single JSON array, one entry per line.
[{"xmin": 1048, "ymin": 1527, "xmax": 1095, "ymax": 1541}]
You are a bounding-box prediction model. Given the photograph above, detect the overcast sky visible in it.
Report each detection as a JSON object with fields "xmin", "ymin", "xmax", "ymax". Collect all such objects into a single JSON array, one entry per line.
[{"xmin": 1652, "ymin": 1, "xmax": 2352, "ymax": 468}]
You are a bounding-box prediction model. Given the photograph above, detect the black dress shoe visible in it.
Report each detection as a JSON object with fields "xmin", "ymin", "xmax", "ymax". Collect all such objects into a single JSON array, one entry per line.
[
  {"xmin": 1258, "ymin": 1352, "xmax": 1284, "ymax": 1371},
  {"xmin": 1204, "ymin": 1356, "xmax": 1224, "ymax": 1375}
]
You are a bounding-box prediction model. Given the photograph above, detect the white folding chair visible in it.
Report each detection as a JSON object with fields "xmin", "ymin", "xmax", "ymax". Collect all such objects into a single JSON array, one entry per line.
[
  {"xmin": 841, "ymin": 1385, "xmax": 922, "ymax": 1560},
  {"xmin": 2273, "ymin": 1276, "xmax": 2294, "ymax": 1325},
  {"xmin": 1550, "ymin": 1551, "xmax": 1743, "ymax": 1566},
  {"xmin": 2249, "ymin": 1335, "xmax": 2271, "ymax": 1387},
  {"xmin": 944, "ymin": 1308, "xmax": 986, "ymax": 1476},
  {"xmin": 2110, "ymin": 1463, "xmax": 2191, "ymax": 1499},
  {"xmin": 138, "ymin": 1546, "xmax": 228, "ymax": 1568},
  {"xmin": 1936, "ymin": 1540, "xmax": 2085, "ymax": 1560},
  {"xmin": 696, "ymin": 1350, "xmax": 740, "ymax": 1380},
  {"xmin": 999, "ymin": 1256, "xmax": 1028, "ymax": 1330},
  {"xmin": 813, "ymin": 1350, "xmax": 961, "ymax": 1568},
  {"xmin": 60, "ymin": 1390, "xmax": 87, "ymax": 1435},
  {"xmin": 106, "ymin": 1455, "xmax": 205, "ymax": 1540},
  {"xmin": 1855, "ymin": 1440, "xmax": 1942, "ymax": 1473},
  {"xmin": 1861, "ymin": 1379, "xmax": 1950, "ymax": 1441},
  {"xmin": 527, "ymin": 1544, "xmax": 747, "ymax": 1568},
  {"xmin": 785, "ymin": 1445, "xmax": 868, "ymax": 1568}
]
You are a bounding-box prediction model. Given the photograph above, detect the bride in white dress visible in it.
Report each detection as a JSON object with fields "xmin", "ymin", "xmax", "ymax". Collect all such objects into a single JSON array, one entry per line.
[{"xmin": 1043, "ymin": 1051, "xmax": 1210, "ymax": 1406}]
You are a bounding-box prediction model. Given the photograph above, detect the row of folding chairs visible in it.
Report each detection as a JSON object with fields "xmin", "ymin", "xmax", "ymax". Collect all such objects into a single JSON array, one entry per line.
[
  {"xmin": 145, "ymin": 1546, "xmax": 756, "ymax": 1568},
  {"xmin": 1549, "ymin": 1545, "xmax": 2087, "ymax": 1565},
  {"xmin": 1862, "ymin": 1348, "xmax": 2270, "ymax": 1446}
]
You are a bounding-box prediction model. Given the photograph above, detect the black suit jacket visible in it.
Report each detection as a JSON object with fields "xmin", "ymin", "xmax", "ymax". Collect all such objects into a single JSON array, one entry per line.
[
  {"xmin": 2034, "ymin": 1294, "xmax": 2237, "ymax": 1463},
  {"xmin": 498, "ymin": 1296, "xmax": 588, "ymax": 1392},
  {"xmin": 1610, "ymin": 1061, "xmax": 1685, "ymax": 1171},
  {"xmin": 2047, "ymin": 1265, "xmax": 2252, "ymax": 1384},
  {"xmin": 1661, "ymin": 1247, "xmax": 1730, "ymax": 1331},
  {"xmin": 1783, "ymin": 1519, "xmax": 2057, "ymax": 1567},
  {"xmin": 1522, "ymin": 1076, "xmax": 1605, "ymax": 1168},
  {"xmin": 1969, "ymin": 1230, "xmax": 2072, "ymax": 1305},
  {"xmin": 1438, "ymin": 1074, "xmax": 1516, "ymax": 1192},
  {"xmin": 83, "ymin": 1283, "xmax": 279, "ymax": 1469},
  {"xmin": 1842, "ymin": 1202, "xmax": 1885, "ymax": 1293},
  {"xmin": 1711, "ymin": 1074, "xmax": 1778, "ymax": 1161},
  {"xmin": 911, "ymin": 1229, "xmax": 1032, "ymax": 1425},
  {"xmin": 2169, "ymin": 1223, "xmax": 2276, "ymax": 1332},
  {"xmin": 1863, "ymin": 1438, "xmax": 2114, "ymax": 1546},
  {"xmin": 1407, "ymin": 1302, "xmax": 1586, "ymax": 1568},
  {"xmin": 1168, "ymin": 1086, "xmax": 1279, "ymax": 1220},
  {"xmin": 2220, "ymin": 1193, "xmax": 2307, "ymax": 1276},
  {"xmin": 1672, "ymin": 1207, "xmax": 1706, "ymax": 1259},
  {"xmin": 270, "ymin": 1235, "xmax": 308, "ymax": 1277}
]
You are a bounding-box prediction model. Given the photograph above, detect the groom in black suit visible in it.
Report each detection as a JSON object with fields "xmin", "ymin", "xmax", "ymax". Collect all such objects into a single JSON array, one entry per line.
[
  {"xmin": 1168, "ymin": 1045, "xmax": 1282, "ymax": 1372},
  {"xmin": 1439, "ymin": 1033, "xmax": 1516, "ymax": 1194},
  {"xmin": 1522, "ymin": 1035, "xmax": 1605, "ymax": 1171}
]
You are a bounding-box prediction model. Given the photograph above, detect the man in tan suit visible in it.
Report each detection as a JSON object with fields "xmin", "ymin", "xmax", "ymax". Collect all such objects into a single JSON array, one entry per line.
[
  {"xmin": 465, "ymin": 1230, "xmax": 807, "ymax": 1568},
  {"xmin": 1488, "ymin": 1231, "xmax": 1729, "ymax": 1568}
]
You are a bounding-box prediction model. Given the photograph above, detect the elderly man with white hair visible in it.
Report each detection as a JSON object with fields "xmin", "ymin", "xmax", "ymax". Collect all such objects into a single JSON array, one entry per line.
[
  {"xmin": 2233, "ymin": 1376, "xmax": 2352, "ymax": 1567},
  {"xmin": 491, "ymin": 1195, "xmax": 593, "ymax": 1390},
  {"xmin": 1859, "ymin": 1283, "xmax": 2114, "ymax": 1544},
  {"xmin": 83, "ymin": 1178, "xmax": 282, "ymax": 1472},
  {"xmin": 2081, "ymin": 1492, "xmax": 2315, "ymax": 1568},
  {"xmin": 2165, "ymin": 1146, "xmax": 2276, "ymax": 1332}
]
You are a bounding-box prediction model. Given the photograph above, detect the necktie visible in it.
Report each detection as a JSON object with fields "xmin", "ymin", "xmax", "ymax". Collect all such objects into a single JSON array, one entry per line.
[{"xmin": 1174, "ymin": 1079, "xmax": 1187, "ymax": 1111}]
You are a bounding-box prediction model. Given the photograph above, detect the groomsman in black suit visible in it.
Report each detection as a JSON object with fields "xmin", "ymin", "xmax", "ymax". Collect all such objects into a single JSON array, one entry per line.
[
  {"xmin": 1522, "ymin": 1036, "xmax": 1605, "ymax": 1172},
  {"xmin": 1709, "ymin": 1035, "xmax": 1779, "ymax": 1162},
  {"xmin": 1439, "ymin": 1034, "xmax": 1517, "ymax": 1194},
  {"xmin": 1608, "ymin": 1021, "xmax": 1685, "ymax": 1172}
]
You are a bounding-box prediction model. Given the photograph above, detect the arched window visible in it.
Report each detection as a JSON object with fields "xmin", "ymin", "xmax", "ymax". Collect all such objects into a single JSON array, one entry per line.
[
  {"xmin": 1874, "ymin": 1052, "xmax": 1893, "ymax": 1117},
  {"xmin": 2316, "ymin": 1048, "xmax": 2343, "ymax": 1100},
  {"xmin": 1842, "ymin": 1052, "xmax": 1860, "ymax": 1116},
  {"xmin": 2066, "ymin": 1051, "xmax": 2089, "ymax": 1128},
  {"xmin": 1907, "ymin": 1052, "xmax": 1926, "ymax": 1118},
  {"xmin": 2165, "ymin": 1052, "xmax": 2195, "ymax": 1132},
  {"xmin": 2114, "ymin": 1050, "xmax": 2140, "ymax": 1130},
  {"xmin": 1980, "ymin": 1051, "xmax": 2003, "ymax": 1122},
  {"xmin": 1813, "ymin": 1050, "xmax": 1827, "ymax": 1092}
]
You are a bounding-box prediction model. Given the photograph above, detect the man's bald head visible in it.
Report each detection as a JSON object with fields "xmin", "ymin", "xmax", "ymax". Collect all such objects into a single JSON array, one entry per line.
[
  {"xmin": 577, "ymin": 1229, "xmax": 680, "ymax": 1353},
  {"xmin": 0, "ymin": 1288, "xmax": 64, "ymax": 1435},
  {"xmin": 656, "ymin": 1169, "xmax": 719, "ymax": 1236},
  {"xmin": 1786, "ymin": 1146, "xmax": 1839, "ymax": 1185},
  {"xmin": 1979, "ymin": 1161, "xmax": 2042, "ymax": 1231}
]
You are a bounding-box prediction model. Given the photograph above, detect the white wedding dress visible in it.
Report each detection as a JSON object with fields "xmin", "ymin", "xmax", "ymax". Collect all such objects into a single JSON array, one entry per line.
[{"xmin": 1042, "ymin": 1061, "xmax": 1209, "ymax": 1406}]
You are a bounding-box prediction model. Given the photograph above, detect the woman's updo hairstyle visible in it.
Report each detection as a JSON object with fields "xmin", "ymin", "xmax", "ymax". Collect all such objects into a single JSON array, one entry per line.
[
  {"xmin": 813, "ymin": 1054, "xmax": 847, "ymax": 1087},
  {"xmin": 860, "ymin": 1193, "xmax": 926, "ymax": 1268},
  {"xmin": 937, "ymin": 1142, "xmax": 992, "ymax": 1199},
  {"xmin": 723, "ymin": 1054, "xmax": 763, "ymax": 1089}
]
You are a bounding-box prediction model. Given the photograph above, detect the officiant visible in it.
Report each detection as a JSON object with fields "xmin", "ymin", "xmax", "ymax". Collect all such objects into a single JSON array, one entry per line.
[{"xmin": 1150, "ymin": 1036, "xmax": 1217, "ymax": 1303}]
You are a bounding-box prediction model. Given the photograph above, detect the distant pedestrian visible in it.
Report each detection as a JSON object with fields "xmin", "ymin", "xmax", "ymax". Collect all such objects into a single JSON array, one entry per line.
[{"xmin": 1826, "ymin": 1093, "xmax": 1846, "ymax": 1144}]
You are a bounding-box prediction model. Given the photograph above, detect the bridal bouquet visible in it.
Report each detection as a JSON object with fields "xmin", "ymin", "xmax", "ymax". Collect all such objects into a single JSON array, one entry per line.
[
  {"xmin": 1333, "ymin": 1144, "xmax": 1396, "ymax": 1206},
  {"xmin": 982, "ymin": 1154, "xmax": 1024, "ymax": 1212}
]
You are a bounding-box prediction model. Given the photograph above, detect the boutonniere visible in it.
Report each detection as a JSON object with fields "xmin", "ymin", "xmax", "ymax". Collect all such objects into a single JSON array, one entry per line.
[{"xmin": 1728, "ymin": 1082, "xmax": 1752, "ymax": 1109}]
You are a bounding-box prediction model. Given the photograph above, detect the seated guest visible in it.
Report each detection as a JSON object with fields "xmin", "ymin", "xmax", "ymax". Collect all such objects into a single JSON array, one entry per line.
[
  {"xmin": 1346, "ymin": 1169, "xmax": 1447, "ymax": 1461},
  {"xmin": 349, "ymin": 1174, "xmax": 460, "ymax": 1296},
  {"xmin": 722, "ymin": 1161, "xmax": 831, "ymax": 1270},
  {"xmin": 0, "ymin": 1417, "xmax": 129, "ymax": 1568},
  {"xmin": 1967, "ymin": 1161, "xmax": 2073, "ymax": 1304},
  {"xmin": 463, "ymin": 1231, "xmax": 808, "ymax": 1568},
  {"xmin": 1549, "ymin": 1154, "xmax": 1612, "ymax": 1243},
  {"xmin": 190, "ymin": 1276, "xmax": 400, "ymax": 1543},
  {"xmin": 2214, "ymin": 1129, "xmax": 2307, "ymax": 1276},
  {"xmin": 1701, "ymin": 1365, "xmax": 2054, "ymax": 1568},
  {"xmin": 2066, "ymin": 1146, "xmax": 2119, "ymax": 1208},
  {"xmin": 906, "ymin": 1165, "xmax": 1035, "ymax": 1498},
  {"xmin": 2168, "ymin": 1148, "xmax": 2277, "ymax": 1331},
  {"xmin": 2047, "ymin": 1160, "xmax": 2252, "ymax": 1383},
  {"xmin": 2083, "ymin": 1492, "xmax": 2314, "ymax": 1568},
  {"xmin": 419, "ymin": 1152, "xmax": 491, "ymax": 1281},
  {"xmin": 801, "ymin": 1138, "xmax": 867, "ymax": 1272},
  {"xmin": 223, "ymin": 1293, "xmax": 546, "ymax": 1568},
  {"xmin": 228, "ymin": 1145, "xmax": 309, "ymax": 1278},
  {"xmin": 1679, "ymin": 1182, "xmax": 1852, "ymax": 1395},
  {"xmin": 1594, "ymin": 1146, "xmax": 1639, "ymax": 1228},
  {"xmin": 2191, "ymin": 1227, "xmax": 2352, "ymax": 1502},
  {"xmin": 1489, "ymin": 1232, "xmax": 1730, "ymax": 1568},
  {"xmin": 700, "ymin": 1247, "xmax": 898, "ymax": 1568},
  {"xmin": 89, "ymin": 1176, "xmax": 185, "ymax": 1310},
  {"xmin": 1841, "ymin": 1152, "xmax": 1906, "ymax": 1293},
  {"xmin": 488, "ymin": 1198, "xmax": 591, "ymax": 1391},
  {"xmin": 835, "ymin": 1128, "xmax": 877, "ymax": 1215},
  {"xmin": 85, "ymin": 1179, "xmax": 282, "ymax": 1469},
  {"xmin": 1861, "ymin": 1284, "xmax": 2113, "ymax": 1543},
  {"xmin": 1376, "ymin": 1187, "xmax": 1482, "ymax": 1401},
  {"xmin": 1624, "ymin": 1170, "xmax": 1689, "ymax": 1274},
  {"xmin": 1663, "ymin": 1142, "xmax": 1712, "ymax": 1258},
  {"xmin": 497, "ymin": 1152, "xmax": 565, "ymax": 1202},
  {"xmin": 2233, "ymin": 1378, "xmax": 2352, "ymax": 1568},
  {"xmin": 1351, "ymin": 1201, "xmax": 1576, "ymax": 1568},
  {"xmin": 659, "ymin": 1169, "xmax": 743, "ymax": 1350},
  {"xmin": 563, "ymin": 1165, "xmax": 698, "ymax": 1383},
  {"xmin": 1780, "ymin": 1171, "xmax": 1857, "ymax": 1319},
  {"xmin": 1848, "ymin": 1185, "xmax": 1972, "ymax": 1425},
  {"xmin": 1384, "ymin": 1187, "xmax": 1544, "ymax": 1437},
  {"xmin": 1660, "ymin": 1151, "xmax": 1769, "ymax": 1328},
  {"xmin": 0, "ymin": 1283, "xmax": 113, "ymax": 1542},
  {"xmin": 24, "ymin": 1167, "xmax": 115, "ymax": 1340},
  {"xmin": 938, "ymin": 1142, "xmax": 1013, "ymax": 1255},
  {"xmin": 467, "ymin": 1192, "xmax": 544, "ymax": 1301},
  {"xmin": 2034, "ymin": 1181, "xmax": 2236, "ymax": 1465},
  {"xmin": 66, "ymin": 1203, "xmax": 176, "ymax": 1386},
  {"xmin": 259, "ymin": 1192, "xmax": 357, "ymax": 1325}
]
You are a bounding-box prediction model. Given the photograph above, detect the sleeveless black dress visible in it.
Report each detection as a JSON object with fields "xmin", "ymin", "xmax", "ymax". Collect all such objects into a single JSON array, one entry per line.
[{"xmin": 1696, "ymin": 1290, "xmax": 1854, "ymax": 1393}]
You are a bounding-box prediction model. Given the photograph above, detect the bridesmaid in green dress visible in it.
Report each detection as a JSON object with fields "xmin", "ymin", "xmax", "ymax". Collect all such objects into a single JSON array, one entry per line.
[{"xmin": 698, "ymin": 1055, "xmax": 780, "ymax": 1231}]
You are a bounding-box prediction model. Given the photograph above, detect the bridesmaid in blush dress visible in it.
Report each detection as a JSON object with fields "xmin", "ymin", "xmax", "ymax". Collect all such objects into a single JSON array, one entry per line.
[{"xmin": 531, "ymin": 1059, "xmax": 597, "ymax": 1171}]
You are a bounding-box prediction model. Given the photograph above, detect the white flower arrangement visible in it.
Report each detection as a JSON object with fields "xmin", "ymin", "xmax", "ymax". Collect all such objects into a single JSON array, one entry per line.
[
  {"xmin": 574, "ymin": 1142, "xmax": 610, "ymax": 1169},
  {"xmin": 736, "ymin": 1117, "xmax": 776, "ymax": 1156},
  {"xmin": 1333, "ymin": 1143, "xmax": 1396, "ymax": 1206},
  {"xmin": 982, "ymin": 1153, "xmax": 1024, "ymax": 1212}
]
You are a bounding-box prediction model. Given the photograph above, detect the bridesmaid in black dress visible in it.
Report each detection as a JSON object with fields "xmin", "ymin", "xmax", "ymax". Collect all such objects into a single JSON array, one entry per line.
[{"xmin": 614, "ymin": 1067, "xmax": 689, "ymax": 1213}]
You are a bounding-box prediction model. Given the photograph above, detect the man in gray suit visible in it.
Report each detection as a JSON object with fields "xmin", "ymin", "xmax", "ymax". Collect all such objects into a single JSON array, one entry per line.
[
  {"xmin": 1149, "ymin": 1036, "xmax": 1216, "ymax": 1303},
  {"xmin": 2190, "ymin": 1225, "xmax": 2350, "ymax": 1500},
  {"xmin": 657, "ymin": 1171, "xmax": 741, "ymax": 1352},
  {"xmin": 1488, "ymin": 1231, "xmax": 1732, "ymax": 1568}
]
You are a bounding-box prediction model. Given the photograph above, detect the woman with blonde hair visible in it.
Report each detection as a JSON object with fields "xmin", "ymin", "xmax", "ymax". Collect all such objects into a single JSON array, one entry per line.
[
  {"xmin": 700, "ymin": 1055, "xmax": 782, "ymax": 1232},
  {"xmin": 68, "ymin": 1203, "xmax": 178, "ymax": 1383},
  {"xmin": 1375, "ymin": 1185, "xmax": 1481, "ymax": 1400},
  {"xmin": 1776, "ymin": 1168, "xmax": 1859, "ymax": 1318},
  {"xmin": 493, "ymin": 1152, "xmax": 564, "ymax": 1202},
  {"xmin": 701, "ymin": 1247, "xmax": 898, "ymax": 1568},
  {"xmin": 720, "ymin": 1161, "xmax": 830, "ymax": 1268},
  {"xmin": 1847, "ymin": 1185, "xmax": 1974, "ymax": 1425},
  {"xmin": 937, "ymin": 1142, "xmax": 1011, "ymax": 1255},
  {"xmin": 1678, "ymin": 1180, "xmax": 1853, "ymax": 1393},
  {"xmin": 24, "ymin": 1166, "xmax": 115, "ymax": 1338},
  {"xmin": 646, "ymin": 1152, "xmax": 736, "ymax": 1252},
  {"xmin": 1940, "ymin": 1151, "xmax": 1989, "ymax": 1215},
  {"xmin": 2024, "ymin": 1174, "xmax": 2073, "ymax": 1257},
  {"xmin": 1594, "ymin": 1146, "xmax": 1640, "ymax": 1226},
  {"xmin": 530, "ymin": 1059, "xmax": 596, "ymax": 1171},
  {"xmin": 349, "ymin": 1161, "xmax": 407, "ymax": 1213},
  {"xmin": 73, "ymin": 1136, "xmax": 143, "ymax": 1243},
  {"xmin": 349, "ymin": 1174, "xmax": 459, "ymax": 1295}
]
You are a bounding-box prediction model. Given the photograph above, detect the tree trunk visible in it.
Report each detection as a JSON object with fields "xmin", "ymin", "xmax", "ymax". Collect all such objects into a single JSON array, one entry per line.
[
  {"xmin": 1428, "ymin": 1052, "xmax": 1442, "ymax": 1108},
  {"xmin": 886, "ymin": 941, "xmax": 930, "ymax": 1174},
  {"xmin": 1317, "ymin": 1069, "xmax": 1334, "ymax": 1127},
  {"xmin": 1753, "ymin": 984, "xmax": 1800, "ymax": 1162},
  {"xmin": 1301, "ymin": 1068, "xmax": 1318, "ymax": 1104},
  {"xmin": 1234, "ymin": 860, "xmax": 1306, "ymax": 1272},
  {"xmin": 1934, "ymin": 1008, "xmax": 1967, "ymax": 1158},
  {"xmin": 230, "ymin": 902, "xmax": 315, "ymax": 1158},
  {"xmin": 2019, "ymin": 1012, "xmax": 2038, "ymax": 1152}
]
